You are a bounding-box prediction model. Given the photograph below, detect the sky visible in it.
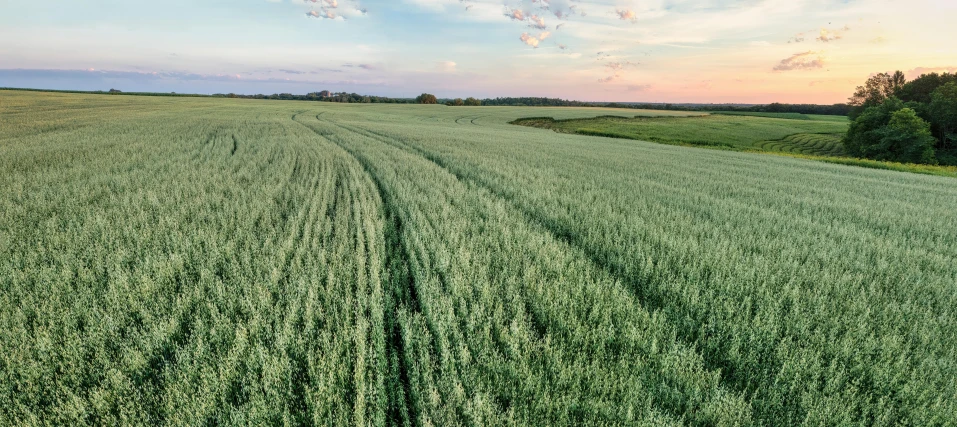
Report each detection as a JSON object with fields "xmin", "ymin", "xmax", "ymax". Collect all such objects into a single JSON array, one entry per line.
[{"xmin": 1, "ymin": 0, "xmax": 955, "ymax": 104}]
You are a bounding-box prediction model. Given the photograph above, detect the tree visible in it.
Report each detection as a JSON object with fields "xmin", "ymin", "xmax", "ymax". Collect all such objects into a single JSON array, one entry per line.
[
  {"xmin": 464, "ymin": 97, "xmax": 482, "ymax": 106},
  {"xmin": 929, "ymin": 82, "xmax": 957, "ymax": 149},
  {"xmin": 867, "ymin": 108, "xmax": 937, "ymax": 164},
  {"xmin": 453, "ymin": 98, "xmax": 464, "ymax": 106},
  {"xmin": 416, "ymin": 93, "xmax": 438, "ymax": 104},
  {"xmin": 844, "ymin": 97, "xmax": 904, "ymax": 157},
  {"xmin": 848, "ymin": 71, "xmax": 906, "ymax": 119},
  {"xmin": 897, "ymin": 72, "xmax": 957, "ymax": 104}
]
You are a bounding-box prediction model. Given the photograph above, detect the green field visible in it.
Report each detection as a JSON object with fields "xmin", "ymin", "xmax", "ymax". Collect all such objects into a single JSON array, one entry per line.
[
  {"xmin": 512, "ymin": 114, "xmax": 850, "ymax": 155},
  {"xmin": 754, "ymin": 133, "xmax": 847, "ymax": 156},
  {"xmin": 2, "ymin": 90, "xmax": 956, "ymax": 426},
  {"xmin": 708, "ymin": 111, "xmax": 815, "ymax": 120}
]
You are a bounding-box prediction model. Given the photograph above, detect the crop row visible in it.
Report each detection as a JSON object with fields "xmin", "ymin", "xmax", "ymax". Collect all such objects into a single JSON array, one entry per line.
[{"xmin": 350, "ymin": 109, "xmax": 957, "ymax": 425}]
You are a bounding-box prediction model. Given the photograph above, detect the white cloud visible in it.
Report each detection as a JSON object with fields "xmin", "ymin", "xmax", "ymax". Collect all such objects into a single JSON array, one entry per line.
[
  {"xmin": 773, "ymin": 51, "xmax": 825, "ymax": 71},
  {"xmin": 437, "ymin": 61, "xmax": 457, "ymax": 72}
]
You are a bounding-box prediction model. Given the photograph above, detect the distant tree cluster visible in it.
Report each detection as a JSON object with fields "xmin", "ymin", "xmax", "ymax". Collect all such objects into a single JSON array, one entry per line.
[
  {"xmin": 606, "ymin": 102, "xmax": 851, "ymax": 116},
  {"xmin": 441, "ymin": 97, "xmax": 483, "ymax": 106},
  {"xmin": 844, "ymin": 71, "xmax": 957, "ymax": 165},
  {"xmin": 415, "ymin": 93, "xmax": 438, "ymax": 104},
  {"xmin": 214, "ymin": 91, "xmax": 411, "ymax": 103},
  {"xmin": 479, "ymin": 97, "xmax": 850, "ymax": 115},
  {"xmin": 481, "ymin": 97, "xmax": 589, "ymax": 107}
]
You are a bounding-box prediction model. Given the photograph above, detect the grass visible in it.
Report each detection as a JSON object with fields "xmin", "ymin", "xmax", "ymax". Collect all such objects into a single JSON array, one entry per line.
[
  {"xmin": 708, "ymin": 111, "xmax": 813, "ymax": 120},
  {"xmin": 2, "ymin": 90, "xmax": 956, "ymax": 426},
  {"xmin": 772, "ymin": 152, "xmax": 957, "ymax": 178},
  {"xmin": 708, "ymin": 111, "xmax": 852, "ymax": 123},
  {"xmin": 512, "ymin": 113, "xmax": 957, "ymax": 177},
  {"xmin": 511, "ymin": 114, "xmax": 849, "ymax": 152},
  {"xmin": 755, "ymin": 133, "xmax": 847, "ymax": 156}
]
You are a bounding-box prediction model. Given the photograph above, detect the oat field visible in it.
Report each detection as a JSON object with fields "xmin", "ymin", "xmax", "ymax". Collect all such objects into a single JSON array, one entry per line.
[{"xmin": 1, "ymin": 90, "xmax": 955, "ymax": 426}]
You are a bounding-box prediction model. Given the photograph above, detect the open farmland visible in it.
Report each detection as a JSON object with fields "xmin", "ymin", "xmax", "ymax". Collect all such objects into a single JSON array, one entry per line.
[
  {"xmin": 512, "ymin": 113, "xmax": 849, "ymax": 155},
  {"xmin": 2, "ymin": 90, "xmax": 956, "ymax": 425}
]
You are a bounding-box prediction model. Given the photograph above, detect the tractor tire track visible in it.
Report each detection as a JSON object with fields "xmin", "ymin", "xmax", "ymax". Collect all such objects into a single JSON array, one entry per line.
[
  {"xmin": 292, "ymin": 114, "xmax": 419, "ymax": 427},
  {"xmin": 332, "ymin": 120, "xmax": 758, "ymax": 420}
]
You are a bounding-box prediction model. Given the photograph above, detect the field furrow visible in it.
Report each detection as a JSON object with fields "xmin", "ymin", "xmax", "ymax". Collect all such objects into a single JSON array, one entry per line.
[
  {"xmin": 0, "ymin": 98, "xmax": 391, "ymax": 425},
  {"xmin": 295, "ymin": 112, "xmax": 752, "ymax": 425},
  {"xmin": 353, "ymin": 115, "xmax": 957, "ymax": 425}
]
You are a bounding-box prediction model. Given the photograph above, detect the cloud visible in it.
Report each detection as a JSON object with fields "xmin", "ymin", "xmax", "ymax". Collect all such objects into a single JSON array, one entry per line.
[
  {"xmin": 520, "ymin": 32, "xmax": 543, "ymax": 48},
  {"xmin": 773, "ymin": 51, "xmax": 825, "ymax": 71},
  {"xmin": 304, "ymin": 0, "xmax": 342, "ymax": 8},
  {"xmin": 906, "ymin": 66, "xmax": 957, "ymax": 80},
  {"xmin": 279, "ymin": 69, "xmax": 306, "ymax": 74},
  {"xmin": 616, "ymin": 9, "xmax": 637, "ymax": 23},
  {"xmin": 306, "ymin": 10, "xmax": 339, "ymax": 19},
  {"xmin": 437, "ymin": 61, "xmax": 457, "ymax": 72},
  {"xmin": 305, "ymin": 0, "xmax": 339, "ymax": 7},
  {"xmin": 342, "ymin": 63, "xmax": 378, "ymax": 70},
  {"xmin": 504, "ymin": 8, "xmax": 549, "ymax": 30},
  {"xmin": 4, "ymin": 68, "xmax": 254, "ymax": 83},
  {"xmin": 303, "ymin": 0, "xmax": 366, "ymax": 21},
  {"xmin": 816, "ymin": 25, "xmax": 850, "ymax": 42},
  {"xmin": 599, "ymin": 61, "xmax": 637, "ymax": 83},
  {"xmin": 788, "ymin": 32, "xmax": 805, "ymax": 43}
]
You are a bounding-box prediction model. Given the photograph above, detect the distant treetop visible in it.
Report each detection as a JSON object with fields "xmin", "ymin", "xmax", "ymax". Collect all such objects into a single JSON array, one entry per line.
[{"xmin": 416, "ymin": 93, "xmax": 438, "ymax": 104}]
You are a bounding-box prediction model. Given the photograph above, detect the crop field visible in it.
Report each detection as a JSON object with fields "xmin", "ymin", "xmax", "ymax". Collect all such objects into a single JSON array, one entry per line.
[
  {"xmin": 512, "ymin": 114, "xmax": 849, "ymax": 155},
  {"xmin": 708, "ymin": 111, "xmax": 814, "ymax": 120},
  {"xmin": 1, "ymin": 90, "xmax": 956, "ymax": 426},
  {"xmin": 755, "ymin": 133, "xmax": 847, "ymax": 156},
  {"xmin": 707, "ymin": 111, "xmax": 850, "ymax": 122}
]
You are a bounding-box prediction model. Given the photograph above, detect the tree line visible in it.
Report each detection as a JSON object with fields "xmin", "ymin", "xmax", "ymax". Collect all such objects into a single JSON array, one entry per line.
[
  {"xmin": 844, "ymin": 71, "xmax": 957, "ymax": 165},
  {"xmin": 5, "ymin": 87, "xmax": 857, "ymax": 118},
  {"xmin": 614, "ymin": 102, "xmax": 851, "ymax": 116},
  {"xmin": 215, "ymin": 91, "xmax": 412, "ymax": 103}
]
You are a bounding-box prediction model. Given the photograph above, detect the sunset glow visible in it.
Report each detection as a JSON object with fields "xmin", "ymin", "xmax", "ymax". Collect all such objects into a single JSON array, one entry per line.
[{"xmin": 1, "ymin": 0, "xmax": 954, "ymax": 103}]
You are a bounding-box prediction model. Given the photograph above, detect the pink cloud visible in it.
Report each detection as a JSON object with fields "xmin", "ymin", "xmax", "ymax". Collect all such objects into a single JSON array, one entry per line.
[
  {"xmin": 507, "ymin": 9, "xmax": 525, "ymax": 21},
  {"xmin": 817, "ymin": 25, "xmax": 850, "ymax": 42},
  {"xmin": 906, "ymin": 66, "xmax": 957, "ymax": 80},
  {"xmin": 773, "ymin": 51, "xmax": 825, "ymax": 71},
  {"xmin": 616, "ymin": 9, "xmax": 636, "ymax": 22},
  {"xmin": 520, "ymin": 32, "xmax": 548, "ymax": 48}
]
